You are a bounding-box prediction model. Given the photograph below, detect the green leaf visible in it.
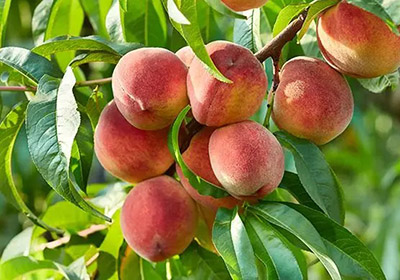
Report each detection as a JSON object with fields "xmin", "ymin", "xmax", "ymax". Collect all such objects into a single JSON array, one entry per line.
[
  {"xmin": 67, "ymin": 257, "xmax": 89, "ymax": 279},
  {"xmin": 140, "ymin": 258, "xmax": 167, "ymax": 280},
  {"xmin": 0, "ymin": 0, "xmax": 11, "ymax": 47},
  {"xmin": 346, "ymin": 0, "xmax": 399, "ymax": 34},
  {"xmin": 275, "ymin": 131, "xmax": 345, "ymax": 224},
  {"xmin": 167, "ymin": 0, "xmax": 190, "ymax": 24},
  {"xmin": 212, "ymin": 208, "xmax": 259, "ymax": 280},
  {"xmin": 279, "ymin": 171, "xmax": 322, "ymax": 212},
  {"xmin": 249, "ymin": 202, "xmax": 341, "ymax": 280},
  {"xmin": 273, "ymin": 3, "xmax": 308, "ymax": 37},
  {"xmin": 1, "ymin": 227, "xmax": 33, "ymax": 263},
  {"xmin": 0, "ymin": 256, "xmax": 83, "ymax": 280},
  {"xmin": 245, "ymin": 215, "xmax": 307, "ymax": 280},
  {"xmin": 233, "ymin": 8, "xmax": 262, "ymax": 53},
  {"xmin": 162, "ymin": 0, "xmax": 231, "ymax": 83},
  {"xmin": 85, "ymin": 89, "xmax": 107, "ymax": 129},
  {"xmin": 80, "ymin": 0, "xmax": 112, "ymax": 38},
  {"xmin": 105, "ymin": 0, "xmax": 124, "ymax": 41},
  {"xmin": 286, "ymin": 203, "xmax": 386, "ymax": 280},
  {"xmin": 357, "ymin": 71, "xmax": 400, "ymax": 93},
  {"xmin": 70, "ymin": 52, "xmax": 121, "ymax": 67},
  {"xmin": 0, "ymin": 47, "xmax": 62, "ymax": 84},
  {"xmin": 26, "ymin": 70, "xmax": 110, "ymax": 222},
  {"xmin": 168, "ymin": 105, "xmax": 230, "ymax": 198},
  {"xmin": 297, "ymin": 0, "xmax": 340, "ymax": 40},
  {"xmin": 32, "ymin": 0, "xmax": 62, "ymax": 45},
  {"xmin": 203, "ymin": 0, "xmax": 246, "ymax": 19},
  {"xmin": 180, "ymin": 243, "xmax": 230, "ymax": 280},
  {"xmin": 0, "ymin": 102, "xmax": 62, "ymax": 234}
]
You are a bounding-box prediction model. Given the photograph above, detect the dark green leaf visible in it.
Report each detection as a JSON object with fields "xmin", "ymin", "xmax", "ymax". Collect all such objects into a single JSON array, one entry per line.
[
  {"xmin": 180, "ymin": 243, "xmax": 230, "ymax": 280},
  {"xmin": 297, "ymin": 0, "xmax": 340, "ymax": 40},
  {"xmin": 249, "ymin": 202, "xmax": 341, "ymax": 279},
  {"xmin": 32, "ymin": 0, "xmax": 62, "ymax": 45},
  {"xmin": 275, "ymin": 131, "xmax": 345, "ymax": 224},
  {"xmin": 0, "ymin": 256, "xmax": 83, "ymax": 280},
  {"xmin": 213, "ymin": 208, "xmax": 259, "ymax": 280},
  {"xmin": 80, "ymin": 0, "xmax": 112, "ymax": 38},
  {"xmin": 357, "ymin": 71, "xmax": 400, "ymax": 93},
  {"xmin": 0, "ymin": 47, "xmax": 62, "ymax": 84},
  {"xmin": 26, "ymin": 70, "xmax": 110, "ymax": 222},
  {"xmin": 233, "ymin": 8, "xmax": 262, "ymax": 53},
  {"xmin": 162, "ymin": 0, "xmax": 231, "ymax": 83},
  {"xmin": 168, "ymin": 105, "xmax": 230, "ymax": 198},
  {"xmin": 0, "ymin": 102, "xmax": 62, "ymax": 233},
  {"xmin": 0, "ymin": 0, "xmax": 11, "ymax": 47},
  {"xmin": 279, "ymin": 171, "xmax": 322, "ymax": 212},
  {"xmin": 245, "ymin": 215, "xmax": 307, "ymax": 280},
  {"xmin": 203, "ymin": 0, "xmax": 246, "ymax": 19},
  {"xmin": 285, "ymin": 203, "xmax": 386, "ymax": 280},
  {"xmin": 273, "ymin": 3, "xmax": 308, "ymax": 37}
]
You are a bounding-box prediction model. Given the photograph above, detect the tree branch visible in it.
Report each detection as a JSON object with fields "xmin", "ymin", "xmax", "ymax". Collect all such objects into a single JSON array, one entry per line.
[{"xmin": 255, "ymin": 10, "xmax": 308, "ymax": 63}]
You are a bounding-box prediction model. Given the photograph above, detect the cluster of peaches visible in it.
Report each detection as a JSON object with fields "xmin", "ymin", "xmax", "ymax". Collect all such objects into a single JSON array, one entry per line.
[{"xmin": 94, "ymin": 1, "xmax": 400, "ymax": 262}]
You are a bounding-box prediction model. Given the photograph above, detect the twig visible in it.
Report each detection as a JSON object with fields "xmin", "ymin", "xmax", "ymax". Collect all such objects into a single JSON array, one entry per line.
[{"xmin": 255, "ymin": 10, "xmax": 308, "ymax": 63}]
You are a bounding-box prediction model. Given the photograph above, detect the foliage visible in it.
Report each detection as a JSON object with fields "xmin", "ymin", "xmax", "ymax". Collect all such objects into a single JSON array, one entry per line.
[{"xmin": 0, "ymin": 0, "xmax": 399, "ymax": 279}]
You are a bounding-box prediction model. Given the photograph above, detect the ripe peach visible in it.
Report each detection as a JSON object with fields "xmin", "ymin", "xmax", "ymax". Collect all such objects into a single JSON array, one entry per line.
[
  {"xmin": 176, "ymin": 46, "xmax": 195, "ymax": 67},
  {"xmin": 209, "ymin": 120, "xmax": 285, "ymax": 197},
  {"xmin": 112, "ymin": 48, "xmax": 188, "ymax": 130},
  {"xmin": 121, "ymin": 176, "xmax": 198, "ymax": 262},
  {"xmin": 176, "ymin": 127, "xmax": 241, "ymax": 212},
  {"xmin": 94, "ymin": 101, "xmax": 173, "ymax": 184},
  {"xmin": 221, "ymin": 0, "xmax": 268, "ymax": 12},
  {"xmin": 187, "ymin": 41, "xmax": 268, "ymax": 127},
  {"xmin": 317, "ymin": 2, "xmax": 400, "ymax": 78},
  {"xmin": 272, "ymin": 56, "xmax": 354, "ymax": 145}
]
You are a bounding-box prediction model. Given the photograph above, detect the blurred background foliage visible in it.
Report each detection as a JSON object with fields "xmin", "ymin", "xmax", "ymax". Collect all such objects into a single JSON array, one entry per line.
[{"xmin": 0, "ymin": 0, "xmax": 399, "ymax": 279}]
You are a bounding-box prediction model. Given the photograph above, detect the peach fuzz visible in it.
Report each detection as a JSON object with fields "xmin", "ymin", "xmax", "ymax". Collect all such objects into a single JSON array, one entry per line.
[
  {"xmin": 112, "ymin": 48, "xmax": 188, "ymax": 130},
  {"xmin": 187, "ymin": 41, "xmax": 268, "ymax": 127},
  {"xmin": 272, "ymin": 56, "xmax": 354, "ymax": 145},
  {"xmin": 176, "ymin": 46, "xmax": 195, "ymax": 67},
  {"xmin": 209, "ymin": 120, "xmax": 285, "ymax": 197},
  {"xmin": 176, "ymin": 127, "xmax": 241, "ymax": 212},
  {"xmin": 94, "ymin": 101, "xmax": 174, "ymax": 184},
  {"xmin": 317, "ymin": 2, "xmax": 400, "ymax": 78},
  {"xmin": 120, "ymin": 176, "xmax": 198, "ymax": 262},
  {"xmin": 221, "ymin": 0, "xmax": 268, "ymax": 12}
]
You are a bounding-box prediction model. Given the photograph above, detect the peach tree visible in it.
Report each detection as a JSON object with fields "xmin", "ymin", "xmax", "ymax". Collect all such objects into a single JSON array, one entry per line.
[{"xmin": 0, "ymin": 0, "xmax": 398, "ymax": 279}]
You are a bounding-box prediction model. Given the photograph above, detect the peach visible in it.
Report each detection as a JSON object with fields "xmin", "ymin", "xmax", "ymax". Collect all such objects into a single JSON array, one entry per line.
[
  {"xmin": 187, "ymin": 41, "xmax": 268, "ymax": 127},
  {"xmin": 221, "ymin": 0, "xmax": 268, "ymax": 12},
  {"xmin": 176, "ymin": 46, "xmax": 195, "ymax": 67},
  {"xmin": 317, "ymin": 2, "xmax": 400, "ymax": 78},
  {"xmin": 94, "ymin": 101, "xmax": 173, "ymax": 184},
  {"xmin": 112, "ymin": 48, "xmax": 189, "ymax": 130},
  {"xmin": 272, "ymin": 56, "xmax": 354, "ymax": 145},
  {"xmin": 121, "ymin": 176, "xmax": 198, "ymax": 262},
  {"xmin": 209, "ymin": 120, "xmax": 285, "ymax": 197},
  {"xmin": 176, "ymin": 127, "xmax": 241, "ymax": 212}
]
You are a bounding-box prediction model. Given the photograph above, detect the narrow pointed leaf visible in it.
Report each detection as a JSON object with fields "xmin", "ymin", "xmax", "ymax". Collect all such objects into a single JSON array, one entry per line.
[
  {"xmin": 0, "ymin": 0, "xmax": 11, "ymax": 47},
  {"xmin": 234, "ymin": 8, "xmax": 262, "ymax": 53},
  {"xmin": 80, "ymin": 0, "xmax": 112, "ymax": 38},
  {"xmin": 32, "ymin": 0, "xmax": 62, "ymax": 45}
]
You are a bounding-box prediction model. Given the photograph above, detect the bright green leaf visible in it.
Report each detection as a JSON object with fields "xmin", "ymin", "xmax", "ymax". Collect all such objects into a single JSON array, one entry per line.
[
  {"xmin": 80, "ymin": 0, "xmax": 112, "ymax": 38},
  {"xmin": 234, "ymin": 8, "xmax": 262, "ymax": 53},
  {"xmin": 0, "ymin": 0, "xmax": 11, "ymax": 47},
  {"xmin": 358, "ymin": 71, "xmax": 400, "ymax": 93},
  {"xmin": 273, "ymin": 3, "xmax": 308, "ymax": 37}
]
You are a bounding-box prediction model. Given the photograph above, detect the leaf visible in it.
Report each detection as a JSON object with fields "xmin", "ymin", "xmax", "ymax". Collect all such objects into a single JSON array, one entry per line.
[
  {"xmin": 286, "ymin": 203, "xmax": 386, "ymax": 280},
  {"xmin": 85, "ymin": 89, "xmax": 107, "ymax": 129},
  {"xmin": 80, "ymin": 0, "xmax": 112, "ymax": 38},
  {"xmin": 0, "ymin": 47, "xmax": 62, "ymax": 84},
  {"xmin": 299, "ymin": 21, "xmax": 322, "ymax": 58},
  {"xmin": 0, "ymin": 256, "xmax": 83, "ymax": 280},
  {"xmin": 346, "ymin": 0, "xmax": 399, "ymax": 34},
  {"xmin": 105, "ymin": 0, "xmax": 124, "ymax": 41},
  {"xmin": 70, "ymin": 52, "xmax": 121, "ymax": 67},
  {"xmin": 357, "ymin": 71, "xmax": 400, "ymax": 93},
  {"xmin": 0, "ymin": 102, "xmax": 62, "ymax": 233},
  {"xmin": 279, "ymin": 171, "xmax": 322, "ymax": 212},
  {"xmin": 0, "ymin": 0, "xmax": 11, "ymax": 47},
  {"xmin": 233, "ymin": 8, "xmax": 262, "ymax": 53},
  {"xmin": 203, "ymin": 0, "xmax": 246, "ymax": 19},
  {"xmin": 275, "ymin": 131, "xmax": 345, "ymax": 224},
  {"xmin": 380, "ymin": 0, "xmax": 400, "ymax": 24},
  {"xmin": 97, "ymin": 210, "xmax": 124, "ymax": 280},
  {"xmin": 180, "ymin": 243, "xmax": 231, "ymax": 280},
  {"xmin": 26, "ymin": 70, "xmax": 110, "ymax": 222},
  {"xmin": 32, "ymin": 0, "xmax": 62, "ymax": 45},
  {"xmin": 249, "ymin": 202, "xmax": 341, "ymax": 280},
  {"xmin": 1, "ymin": 227, "xmax": 33, "ymax": 263},
  {"xmin": 297, "ymin": 0, "xmax": 340, "ymax": 40},
  {"xmin": 162, "ymin": 0, "xmax": 231, "ymax": 83},
  {"xmin": 168, "ymin": 105, "xmax": 230, "ymax": 198},
  {"xmin": 167, "ymin": 0, "xmax": 190, "ymax": 24},
  {"xmin": 212, "ymin": 208, "xmax": 259, "ymax": 280},
  {"xmin": 245, "ymin": 215, "xmax": 307, "ymax": 280},
  {"xmin": 272, "ymin": 3, "xmax": 308, "ymax": 37},
  {"xmin": 67, "ymin": 257, "xmax": 90, "ymax": 280}
]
